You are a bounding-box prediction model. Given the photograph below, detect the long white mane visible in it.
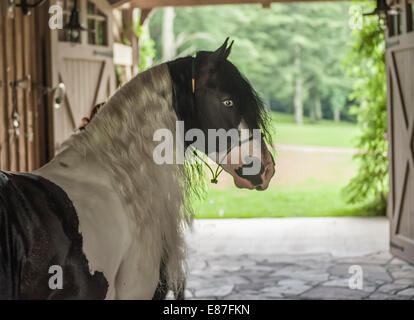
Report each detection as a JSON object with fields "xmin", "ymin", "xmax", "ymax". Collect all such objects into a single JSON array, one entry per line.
[{"xmin": 66, "ymin": 63, "xmax": 203, "ymax": 292}]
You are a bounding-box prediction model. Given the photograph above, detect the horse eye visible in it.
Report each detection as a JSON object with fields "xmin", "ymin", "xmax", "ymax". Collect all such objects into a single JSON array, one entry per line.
[{"xmin": 222, "ymin": 100, "xmax": 234, "ymax": 107}]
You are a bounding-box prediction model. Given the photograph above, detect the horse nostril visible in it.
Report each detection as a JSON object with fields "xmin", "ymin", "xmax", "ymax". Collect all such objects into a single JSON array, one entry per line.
[
  {"xmin": 270, "ymin": 153, "xmax": 275, "ymax": 166},
  {"xmin": 235, "ymin": 162, "xmax": 264, "ymax": 187},
  {"xmin": 255, "ymin": 186, "xmax": 263, "ymax": 191}
]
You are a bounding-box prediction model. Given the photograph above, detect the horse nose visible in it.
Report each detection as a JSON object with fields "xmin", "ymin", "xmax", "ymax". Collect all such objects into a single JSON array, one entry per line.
[
  {"xmin": 234, "ymin": 160, "xmax": 264, "ymax": 187},
  {"xmin": 258, "ymin": 158, "xmax": 275, "ymax": 190}
]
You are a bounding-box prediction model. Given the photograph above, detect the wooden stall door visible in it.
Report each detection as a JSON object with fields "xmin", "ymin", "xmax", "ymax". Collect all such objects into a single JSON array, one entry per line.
[
  {"xmin": 386, "ymin": 0, "xmax": 414, "ymax": 264},
  {"xmin": 50, "ymin": 0, "xmax": 116, "ymax": 151},
  {"xmin": 0, "ymin": 3, "xmax": 49, "ymax": 172}
]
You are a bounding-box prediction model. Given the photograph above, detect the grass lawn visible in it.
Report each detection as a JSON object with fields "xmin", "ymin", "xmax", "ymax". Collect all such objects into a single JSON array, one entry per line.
[
  {"xmin": 193, "ymin": 112, "xmax": 375, "ymax": 218},
  {"xmin": 272, "ymin": 112, "xmax": 360, "ymax": 148},
  {"xmin": 194, "ymin": 184, "xmax": 375, "ymax": 219}
]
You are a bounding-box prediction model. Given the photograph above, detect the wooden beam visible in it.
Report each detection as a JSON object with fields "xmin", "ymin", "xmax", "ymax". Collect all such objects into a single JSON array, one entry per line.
[
  {"xmin": 139, "ymin": 8, "xmax": 152, "ymax": 24},
  {"xmin": 122, "ymin": 8, "xmax": 139, "ymax": 75},
  {"xmin": 262, "ymin": 1, "xmax": 272, "ymax": 8},
  {"xmin": 111, "ymin": 0, "xmax": 348, "ymax": 9},
  {"xmin": 109, "ymin": 0, "xmax": 132, "ymax": 7}
]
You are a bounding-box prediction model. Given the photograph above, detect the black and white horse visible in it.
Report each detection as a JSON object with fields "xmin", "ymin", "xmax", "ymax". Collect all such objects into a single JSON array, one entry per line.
[{"xmin": 0, "ymin": 39, "xmax": 275, "ymax": 299}]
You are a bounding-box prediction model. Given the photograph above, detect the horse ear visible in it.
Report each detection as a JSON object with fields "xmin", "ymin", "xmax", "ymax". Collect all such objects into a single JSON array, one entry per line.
[
  {"xmin": 196, "ymin": 38, "xmax": 234, "ymax": 88},
  {"xmin": 213, "ymin": 37, "xmax": 233, "ymax": 61},
  {"xmin": 223, "ymin": 39, "xmax": 234, "ymax": 60},
  {"xmin": 226, "ymin": 40, "xmax": 234, "ymax": 58}
]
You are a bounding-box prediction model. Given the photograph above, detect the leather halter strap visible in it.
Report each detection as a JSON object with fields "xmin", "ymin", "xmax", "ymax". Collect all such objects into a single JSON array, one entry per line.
[{"xmin": 190, "ymin": 55, "xmax": 254, "ymax": 183}]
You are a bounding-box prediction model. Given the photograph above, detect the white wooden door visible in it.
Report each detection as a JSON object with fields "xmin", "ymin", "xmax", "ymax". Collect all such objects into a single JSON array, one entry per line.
[{"xmin": 50, "ymin": 0, "xmax": 116, "ymax": 151}]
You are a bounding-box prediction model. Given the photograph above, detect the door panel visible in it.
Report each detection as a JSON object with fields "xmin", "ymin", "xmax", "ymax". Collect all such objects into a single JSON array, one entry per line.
[
  {"xmin": 386, "ymin": 0, "xmax": 414, "ymax": 263},
  {"xmin": 50, "ymin": 0, "xmax": 115, "ymax": 151},
  {"xmin": 0, "ymin": 4, "xmax": 49, "ymax": 171}
]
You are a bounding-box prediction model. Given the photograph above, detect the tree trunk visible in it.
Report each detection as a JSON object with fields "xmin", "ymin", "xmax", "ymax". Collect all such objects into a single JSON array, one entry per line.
[
  {"xmin": 309, "ymin": 102, "xmax": 316, "ymax": 123},
  {"xmin": 264, "ymin": 93, "xmax": 271, "ymax": 111},
  {"xmin": 294, "ymin": 46, "xmax": 303, "ymax": 125},
  {"xmin": 309, "ymin": 88, "xmax": 318, "ymax": 123},
  {"xmin": 162, "ymin": 7, "xmax": 176, "ymax": 62},
  {"xmin": 315, "ymin": 95, "xmax": 322, "ymax": 121},
  {"xmin": 334, "ymin": 107, "xmax": 341, "ymax": 123}
]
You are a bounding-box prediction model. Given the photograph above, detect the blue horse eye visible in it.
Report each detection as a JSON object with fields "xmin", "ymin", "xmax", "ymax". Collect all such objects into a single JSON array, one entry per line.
[{"xmin": 223, "ymin": 100, "xmax": 234, "ymax": 107}]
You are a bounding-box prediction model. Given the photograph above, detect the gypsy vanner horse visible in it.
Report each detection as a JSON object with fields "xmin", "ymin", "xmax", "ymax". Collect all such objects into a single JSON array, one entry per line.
[{"xmin": 0, "ymin": 39, "xmax": 275, "ymax": 299}]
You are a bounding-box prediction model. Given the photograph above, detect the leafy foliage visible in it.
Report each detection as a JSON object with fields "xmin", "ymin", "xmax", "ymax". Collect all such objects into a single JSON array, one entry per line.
[
  {"xmin": 342, "ymin": 2, "xmax": 388, "ymax": 214},
  {"xmin": 134, "ymin": 10, "xmax": 156, "ymax": 71}
]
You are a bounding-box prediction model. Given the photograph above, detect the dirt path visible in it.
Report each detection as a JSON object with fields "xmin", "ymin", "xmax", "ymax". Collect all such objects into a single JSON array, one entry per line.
[
  {"xmin": 276, "ymin": 144, "xmax": 359, "ymax": 155},
  {"xmin": 208, "ymin": 144, "xmax": 357, "ymax": 189}
]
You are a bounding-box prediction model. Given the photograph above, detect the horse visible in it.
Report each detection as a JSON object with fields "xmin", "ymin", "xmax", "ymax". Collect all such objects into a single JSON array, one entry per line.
[{"xmin": 0, "ymin": 39, "xmax": 275, "ymax": 299}]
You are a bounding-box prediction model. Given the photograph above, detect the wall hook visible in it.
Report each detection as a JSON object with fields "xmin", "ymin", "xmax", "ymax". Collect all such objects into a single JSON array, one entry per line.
[
  {"xmin": 14, "ymin": 0, "xmax": 47, "ymax": 15},
  {"xmin": 9, "ymin": 75, "xmax": 31, "ymax": 91}
]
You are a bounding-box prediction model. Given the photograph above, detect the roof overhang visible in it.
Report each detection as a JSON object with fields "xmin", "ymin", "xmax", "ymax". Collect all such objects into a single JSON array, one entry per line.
[{"xmin": 109, "ymin": 0, "xmax": 347, "ymax": 9}]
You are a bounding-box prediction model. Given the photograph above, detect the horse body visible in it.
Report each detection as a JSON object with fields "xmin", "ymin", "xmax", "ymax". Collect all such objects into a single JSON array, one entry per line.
[
  {"xmin": 33, "ymin": 63, "xmax": 184, "ymax": 299},
  {"xmin": 0, "ymin": 40, "xmax": 276, "ymax": 299},
  {"xmin": 1, "ymin": 64, "xmax": 186, "ymax": 299},
  {"xmin": 35, "ymin": 148, "xmax": 149, "ymax": 299},
  {"xmin": 0, "ymin": 170, "xmax": 108, "ymax": 299}
]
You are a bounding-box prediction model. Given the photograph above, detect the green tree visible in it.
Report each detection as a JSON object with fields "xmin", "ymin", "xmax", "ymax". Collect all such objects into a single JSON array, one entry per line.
[
  {"xmin": 342, "ymin": 2, "xmax": 388, "ymax": 214},
  {"xmin": 148, "ymin": 3, "xmax": 353, "ymax": 123}
]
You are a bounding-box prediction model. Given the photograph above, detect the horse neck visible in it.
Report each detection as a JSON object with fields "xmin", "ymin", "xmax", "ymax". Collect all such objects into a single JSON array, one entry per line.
[
  {"xmin": 36, "ymin": 63, "xmax": 192, "ymax": 292},
  {"xmin": 69, "ymin": 63, "xmax": 174, "ymax": 161},
  {"xmin": 166, "ymin": 56, "xmax": 198, "ymax": 141},
  {"xmin": 40, "ymin": 63, "xmax": 176, "ymax": 188}
]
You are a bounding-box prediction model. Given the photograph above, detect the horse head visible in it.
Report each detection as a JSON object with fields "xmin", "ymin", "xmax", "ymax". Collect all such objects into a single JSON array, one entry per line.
[{"xmin": 168, "ymin": 38, "xmax": 275, "ymax": 190}]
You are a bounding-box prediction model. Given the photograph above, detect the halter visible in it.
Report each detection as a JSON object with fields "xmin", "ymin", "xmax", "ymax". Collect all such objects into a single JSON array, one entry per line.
[{"xmin": 190, "ymin": 56, "xmax": 254, "ymax": 184}]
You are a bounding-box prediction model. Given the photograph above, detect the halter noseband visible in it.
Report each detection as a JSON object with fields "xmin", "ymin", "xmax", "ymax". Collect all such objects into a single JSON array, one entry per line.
[{"xmin": 190, "ymin": 55, "xmax": 254, "ymax": 184}]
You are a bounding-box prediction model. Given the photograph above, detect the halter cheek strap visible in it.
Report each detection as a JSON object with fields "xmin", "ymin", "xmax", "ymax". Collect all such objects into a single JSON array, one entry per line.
[
  {"xmin": 191, "ymin": 56, "xmax": 196, "ymax": 93},
  {"xmin": 190, "ymin": 55, "xmax": 255, "ymax": 184},
  {"xmin": 191, "ymin": 55, "xmax": 221, "ymax": 183}
]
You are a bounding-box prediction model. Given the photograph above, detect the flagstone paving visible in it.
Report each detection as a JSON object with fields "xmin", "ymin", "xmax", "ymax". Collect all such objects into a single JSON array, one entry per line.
[
  {"xmin": 184, "ymin": 251, "xmax": 414, "ymax": 300},
  {"xmin": 180, "ymin": 218, "xmax": 414, "ymax": 300}
]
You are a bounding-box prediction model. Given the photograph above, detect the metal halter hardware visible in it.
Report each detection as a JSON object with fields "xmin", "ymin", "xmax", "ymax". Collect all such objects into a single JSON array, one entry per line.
[
  {"xmin": 192, "ymin": 135, "xmax": 254, "ymax": 184},
  {"xmin": 190, "ymin": 56, "xmax": 254, "ymax": 183}
]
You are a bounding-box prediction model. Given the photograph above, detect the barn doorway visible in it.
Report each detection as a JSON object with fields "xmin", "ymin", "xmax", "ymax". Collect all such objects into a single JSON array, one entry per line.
[
  {"xmin": 134, "ymin": 0, "xmax": 414, "ymax": 299},
  {"xmin": 0, "ymin": 0, "xmax": 413, "ymax": 300}
]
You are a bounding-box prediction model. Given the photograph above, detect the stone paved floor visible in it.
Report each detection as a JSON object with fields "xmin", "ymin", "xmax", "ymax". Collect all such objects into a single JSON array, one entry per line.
[{"xmin": 182, "ymin": 218, "xmax": 414, "ymax": 300}]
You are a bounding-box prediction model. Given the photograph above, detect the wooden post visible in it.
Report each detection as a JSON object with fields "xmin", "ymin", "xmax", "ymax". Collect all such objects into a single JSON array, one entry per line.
[
  {"xmin": 122, "ymin": 8, "xmax": 139, "ymax": 75},
  {"xmin": 121, "ymin": 7, "xmax": 152, "ymax": 75}
]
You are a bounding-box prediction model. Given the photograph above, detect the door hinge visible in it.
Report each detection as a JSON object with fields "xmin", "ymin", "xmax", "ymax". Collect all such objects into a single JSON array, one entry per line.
[
  {"xmin": 386, "ymin": 40, "xmax": 400, "ymax": 49},
  {"xmin": 93, "ymin": 50, "xmax": 113, "ymax": 58},
  {"xmin": 390, "ymin": 241, "xmax": 404, "ymax": 251}
]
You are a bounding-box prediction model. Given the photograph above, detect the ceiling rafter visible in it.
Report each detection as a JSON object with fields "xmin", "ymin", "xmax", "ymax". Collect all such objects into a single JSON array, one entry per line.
[{"xmin": 109, "ymin": 0, "xmax": 347, "ymax": 9}]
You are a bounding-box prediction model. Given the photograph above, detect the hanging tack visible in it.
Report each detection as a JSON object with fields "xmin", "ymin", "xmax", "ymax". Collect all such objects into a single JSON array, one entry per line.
[{"xmin": 12, "ymin": 111, "xmax": 20, "ymax": 137}]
